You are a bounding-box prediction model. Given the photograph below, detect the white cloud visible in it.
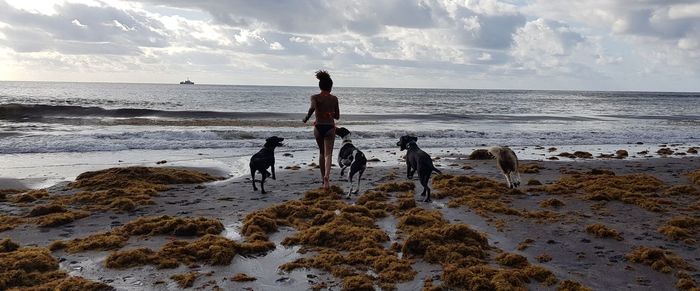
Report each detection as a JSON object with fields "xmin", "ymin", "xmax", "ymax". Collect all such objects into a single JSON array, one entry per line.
[{"xmin": 0, "ymin": 0, "xmax": 698, "ymax": 90}]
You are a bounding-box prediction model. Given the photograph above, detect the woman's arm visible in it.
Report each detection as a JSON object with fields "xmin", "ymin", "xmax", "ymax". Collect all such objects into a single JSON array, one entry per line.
[{"xmin": 302, "ymin": 95, "xmax": 316, "ymax": 123}]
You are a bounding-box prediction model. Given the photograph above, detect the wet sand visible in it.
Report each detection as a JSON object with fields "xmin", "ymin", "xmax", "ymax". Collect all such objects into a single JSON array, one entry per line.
[{"xmin": 1, "ymin": 156, "xmax": 699, "ymax": 290}]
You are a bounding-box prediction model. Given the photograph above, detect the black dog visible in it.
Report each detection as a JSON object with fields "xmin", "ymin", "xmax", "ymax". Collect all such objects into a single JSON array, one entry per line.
[
  {"xmin": 249, "ymin": 136, "xmax": 284, "ymax": 194},
  {"xmin": 336, "ymin": 127, "xmax": 367, "ymax": 197},
  {"xmin": 397, "ymin": 135, "xmax": 441, "ymax": 202}
]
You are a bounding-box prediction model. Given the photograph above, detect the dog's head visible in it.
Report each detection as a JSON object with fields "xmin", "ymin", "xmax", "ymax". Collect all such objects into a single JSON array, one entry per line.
[
  {"xmin": 264, "ymin": 136, "xmax": 284, "ymax": 148},
  {"xmin": 335, "ymin": 127, "xmax": 351, "ymax": 138},
  {"xmin": 397, "ymin": 135, "xmax": 418, "ymax": 151}
]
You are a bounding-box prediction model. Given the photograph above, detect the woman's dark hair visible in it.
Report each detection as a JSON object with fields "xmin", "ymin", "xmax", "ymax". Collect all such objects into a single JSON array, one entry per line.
[{"xmin": 316, "ymin": 70, "xmax": 333, "ymax": 91}]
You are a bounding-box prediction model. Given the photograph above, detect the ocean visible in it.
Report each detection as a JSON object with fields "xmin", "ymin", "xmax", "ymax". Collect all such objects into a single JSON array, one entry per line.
[{"xmin": 1, "ymin": 81, "xmax": 699, "ymax": 186}]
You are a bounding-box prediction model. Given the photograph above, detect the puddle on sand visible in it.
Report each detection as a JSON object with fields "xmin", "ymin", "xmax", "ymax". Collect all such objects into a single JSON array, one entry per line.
[{"xmin": 224, "ymin": 222, "xmax": 242, "ymax": 240}]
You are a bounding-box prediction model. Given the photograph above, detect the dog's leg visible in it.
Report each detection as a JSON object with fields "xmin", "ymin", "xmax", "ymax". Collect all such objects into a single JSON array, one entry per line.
[
  {"xmin": 347, "ymin": 169, "xmax": 354, "ymax": 198},
  {"xmin": 503, "ymin": 173, "xmax": 513, "ymax": 188},
  {"xmin": 340, "ymin": 165, "xmax": 346, "ymax": 177},
  {"xmin": 260, "ymin": 170, "xmax": 268, "ymax": 194},
  {"xmin": 354, "ymin": 168, "xmax": 364, "ymax": 194},
  {"xmin": 406, "ymin": 161, "xmax": 413, "ymax": 179},
  {"xmin": 271, "ymin": 162, "xmax": 276, "ymax": 180},
  {"xmin": 251, "ymin": 168, "xmax": 258, "ymax": 191},
  {"xmin": 420, "ymin": 175, "xmax": 431, "ymax": 202},
  {"xmin": 514, "ymin": 171, "xmax": 521, "ymax": 187}
]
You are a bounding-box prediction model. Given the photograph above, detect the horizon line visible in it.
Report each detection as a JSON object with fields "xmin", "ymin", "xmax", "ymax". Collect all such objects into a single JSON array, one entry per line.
[{"xmin": 1, "ymin": 79, "xmax": 699, "ymax": 94}]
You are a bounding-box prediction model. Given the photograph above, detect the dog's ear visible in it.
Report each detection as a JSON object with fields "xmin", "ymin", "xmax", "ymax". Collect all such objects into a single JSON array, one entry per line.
[
  {"xmin": 277, "ymin": 137, "xmax": 284, "ymax": 142},
  {"xmin": 410, "ymin": 136, "xmax": 418, "ymax": 142}
]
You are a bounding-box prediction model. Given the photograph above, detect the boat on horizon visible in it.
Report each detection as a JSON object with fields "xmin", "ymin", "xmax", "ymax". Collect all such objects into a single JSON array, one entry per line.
[{"xmin": 180, "ymin": 78, "xmax": 194, "ymax": 85}]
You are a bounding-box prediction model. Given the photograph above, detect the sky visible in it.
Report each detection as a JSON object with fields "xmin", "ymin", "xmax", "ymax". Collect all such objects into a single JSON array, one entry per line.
[{"xmin": 0, "ymin": 0, "xmax": 699, "ymax": 91}]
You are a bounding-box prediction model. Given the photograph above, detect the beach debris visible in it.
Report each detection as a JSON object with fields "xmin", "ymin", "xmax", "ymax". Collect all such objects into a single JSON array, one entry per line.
[
  {"xmin": 585, "ymin": 223, "xmax": 623, "ymax": 241},
  {"xmin": 49, "ymin": 215, "xmax": 225, "ymax": 253},
  {"xmin": 658, "ymin": 216, "xmax": 700, "ymax": 244},
  {"xmin": 676, "ymin": 272, "xmax": 698, "ymax": 290},
  {"xmin": 171, "ymin": 272, "xmax": 199, "ymax": 288},
  {"xmin": 519, "ymin": 163, "xmax": 544, "ymax": 173},
  {"xmin": 7, "ymin": 189, "xmax": 49, "ymax": 203},
  {"xmin": 231, "ymin": 273, "xmax": 257, "ymax": 282},
  {"xmin": 527, "ymin": 179, "xmax": 543, "ymax": 185},
  {"xmin": 156, "ymin": 160, "xmax": 167, "ymax": 164},
  {"xmin": 688, "ymin": 147, "xmax": 698, "ymax": 154},
  {"xmin": 536, "ymin": 253, "xmax": 552, "ymax": 263},
  {"xmin": 516, "ymin": 238, "xmax": 535, "ymax": 250},
  {"xmin": 557, "ymin": 151, "xmax": 593, "ymax": 159},
  {"xmin": 529, "ymin": 171, "xmax": 670, "ymax": 212},
  {"xmin": 547, "ymin": 156, "xmax": 560, "ymax": 160},
  {"xmin": 616, "ymin": 150, "xmax": 629, "ymax": 158},
  {"xmin": 625, "ymin": 246, "xmax": 695, "ymax": 273},
  {"xmin": 657, "ymin": 148, "xmax": 674, "ymax": 156},
  {"xmin": 375, "ymin": 181, "xmax": 414, "ymax": 192},
  {"xmin": 539, "ymin": 198, "xmax": 565, "ymax": 208},
  {"xmin": 0, "ymin": 215, "xmax": 23, "ymax": 232},
  {"xmin": 557, "ymin": 280, "xmax": 592, "ymax": 291},
  {"xmin": 547, "ymin": 147, "xmax": 558, "ymax": 152},
  {"xmin": 689, "ymin": 169, "xmax": 700, "ymax": 186},
  {"xmin": 0, "ymin": 240, "xmax": 113, "ymax": 290},
  {"xmin": 468, "ymin": 149, "xmax": 492, "ymax": 160}
]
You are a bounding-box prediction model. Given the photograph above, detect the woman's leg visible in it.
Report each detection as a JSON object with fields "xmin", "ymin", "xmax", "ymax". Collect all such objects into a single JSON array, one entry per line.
[
  {"xmin": 314, "ymin": 127, "xmax": 325, "ymax": 181},
  {"xmin": 322, "ymin": 129, "xmax": 336, "ymax": 188}
]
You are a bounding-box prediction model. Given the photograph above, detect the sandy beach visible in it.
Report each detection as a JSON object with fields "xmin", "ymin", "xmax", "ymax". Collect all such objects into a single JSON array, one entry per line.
[{"xmin": 1, "ymin": 148, "xmax": 699, "ymax": 290}]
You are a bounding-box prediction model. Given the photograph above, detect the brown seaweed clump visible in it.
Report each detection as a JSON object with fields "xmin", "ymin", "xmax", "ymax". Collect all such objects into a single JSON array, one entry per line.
[
  {"xmin": 585, "ymin": 223, "xmax": 623, "ymax": 241},
  {"xmin": 0, "ymin": 215, "xmax": 24, "ymax": 232},
  {"xmin": 34, "ymin": 210, "xmax": 91, "ymax": 227},
  {"xmin": 663, "ymin": 185, "xmax": 699, "ymax": 196},
  {"xmin": 374, "ymin": 181, "xmax": 415, "ymax": 192},
  {"xmin": 625, "ymin": 246, "xmax": 695, "ymax": 273},
  {"xmin": 171, "ymin": 272, "xmax": 199, "ymax": 288},
  {"xmin": 230, "ymin": 273, "xmax": 257, "ymax": 282},
  {"xmin": 432, "ymin": 174, "xmax": 560, "ymax": 224},
  {"xmin": 557, "ymin": 280, "xmax": 592, "ymax": 291},
  {"xmin": 62, "ymin": 167, "xmax": 221, "ymax": 211},
  {"xmin": 676, "ymin": 272, "xmax": 698, "ymax": 290},
  {"xmin": 105, "ymin": 234, "xmax": 262, "ymax": 269},
  {"xmin": 529, "ymin": 171, "xmax": 670, "ymax": 212},
  {"xmin": 689, "ymin": 170, "xmax": 700, "ymax": 186},
  {"xmin": 273, "ymin": 187, "xmax": 416, "ymax": 289},
  {"xmin": 539, "ymin": 198, "xmax": 565, "ymax": 208},
  {"xmin": 8, "ymin": 189, "xmax": 49, "ymax": 204},
  {"xmin": 468, "ymin": 149, "xmax": 492, "ymax": 160},
  {"xmin": 519, "ymin": 163, "xmax": 544, "ymax": 173},
  {"xmin": 658, "ymin": 216, "xmax": 700, "ymax": 243},
  {"xmin": 657, "ymin": 148, "xmax": 674, "ymax": 156},
  {"xmin": 396, "ymin": 207, "xmax": 558, "ymax": 289},
  {"xmin": 0, "ymin": 240, "xmax": 113, "ymax": 290},
  {"xmin": 557, "ymin": 151, "xmax": 593, "ymax": 159},
  {"xmin": 49, "ymin": 215, "xmax": 226, "ymax": 253}
]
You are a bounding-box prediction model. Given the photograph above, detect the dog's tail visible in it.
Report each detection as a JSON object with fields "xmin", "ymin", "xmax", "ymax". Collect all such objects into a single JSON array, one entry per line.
[{"xmin": 432, "ymin": 166, "xmax": 442, "ymax": 175}]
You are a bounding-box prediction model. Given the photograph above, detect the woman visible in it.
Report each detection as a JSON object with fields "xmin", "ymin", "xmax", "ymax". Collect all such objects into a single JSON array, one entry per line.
[{"xmin": 302, "ymin": 70, "xmax": 340, "ymax": 189}]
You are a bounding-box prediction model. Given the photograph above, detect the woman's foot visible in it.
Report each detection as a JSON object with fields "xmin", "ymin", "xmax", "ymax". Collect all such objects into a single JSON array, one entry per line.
[{"xmin": 323, "ymin": 176, "xmax": 330, "ymax": 189}]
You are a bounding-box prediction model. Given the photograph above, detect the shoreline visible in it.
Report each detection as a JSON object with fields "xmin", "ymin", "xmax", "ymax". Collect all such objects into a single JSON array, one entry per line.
[{"xmin": 1, "ymin": 143, "xmax": 697, "ymax": 190}]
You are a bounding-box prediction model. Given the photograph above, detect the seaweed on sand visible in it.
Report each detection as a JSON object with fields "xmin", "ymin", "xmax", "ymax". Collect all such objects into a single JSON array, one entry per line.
[
  {"xmin": 468, "ymin": 149, "xmax": 492, "ymax": 160},
  {"xmin": 539, "ymin": 198, "xmax": 565, "ymax": 208},
  {"xmin": 0, "ymin": 240, "xmax": 112, "ymax": 290},
  {"xmin": 34, "ymin": 210, "xmax": 90, "ymax": 227},
  {"xmin": 529, "ymin": 171, "xmax": 671, "ymax": 212},
  {"xmin": 690, "ymin": 169, "xmax": 700, "ymax": 186},
  {"xmin": 519, "ymin": 163, "xmax": 544, "ymax": 174},
  {"xmin": 230, "ymin": 273, "xmax": 257, "ymax": 282},
  {"xmin": 61, "ymin": 167, "xmax": 221, "ymax": 211},
  {"xmin": 49, "ymin": 216, "xmax": 226, "ymax": 253},
  {"xmin": 431, "ymin": 174, "xmax": 561, "ymax": 224},
  {"xmin": 658, "ymin": 216, "xmax": 700, "ymax": 243},
  {"xmin": 557, "ymin": 280, "xmax": 592, "ymax": 291},
  {"xmin": 0, "ymin": 215, "xmax": 24, "ymax": 232},
  {"xmin": 625, "ymin": 246, "xmax": 695, "ymax": 273},
  {"xmin": 375, "ymin": 181, "xmax": 415, "ymax": 192},
  {"xmin": 250, "ymin": 186, "xmax": 417, "ymax": 289},
  {"xmin": 585, "ymin": 223, "xmax": 623, "ymax": 241},
  {"xmin": 171, "ymin": 272, "xmax": 199, "ymax": 288},
  {"xmin": 106, "ymin": 234, "xmax": 263, "ymax": 269},
  {"xmin": 8, "ymin": 189, "xmax": 49, "ymax": 203},
  {"xmin": 393, "ymin": 203, "xmax": 560, "ymax": 290}
]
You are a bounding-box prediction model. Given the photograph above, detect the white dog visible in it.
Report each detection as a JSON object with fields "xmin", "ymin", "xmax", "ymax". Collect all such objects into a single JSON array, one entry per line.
[{"xmin": 488, "ymin": 146, "xmax": 521, "ymax": 188}]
